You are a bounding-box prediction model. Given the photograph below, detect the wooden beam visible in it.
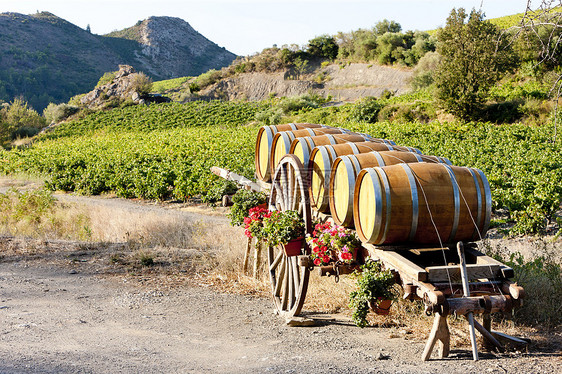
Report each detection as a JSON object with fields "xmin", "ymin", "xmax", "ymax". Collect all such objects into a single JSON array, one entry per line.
[
  {"xmin": 364, "ymin": 243, "xmax": 428, "ymax": 282},
  {"xmin": 211, "ymin": 166, "xmax": 264, "ymax": 192},
  {"xmin": 474, "ymin": 317, "xmax": 503, "ymax": 352},
  {"xmin": 490, "ymin": 331, "xmax": 529, "ymax": 350},
  {"xmin": 425, "ymin": 264, "xmax": 500, "ymax": 283},
  {"xmin": 422, "ymin": 313, "xmax": 450, "ymax": 361},
  {"xmin": 465, "ymin": 247, "xmax": 514, "ymax": 279},
  {"xmin": 409, "ymin": 247, "xmax": 449, "ymax": 255}
]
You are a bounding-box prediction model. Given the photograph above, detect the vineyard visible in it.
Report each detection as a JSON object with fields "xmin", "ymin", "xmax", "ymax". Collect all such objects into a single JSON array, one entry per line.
[{"xmin": 0, "ymin": 99, "xmax": 561, "ymax": 235}]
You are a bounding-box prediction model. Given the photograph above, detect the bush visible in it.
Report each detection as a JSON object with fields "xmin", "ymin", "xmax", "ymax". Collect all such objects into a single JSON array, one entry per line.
[
  {"xmin": 43, "ymin": 103, "xmax": 80, "ymax": 124},
  {"xmin": 130, "ymin": 72, "xmax": 153, "ymax": 95},
  {"xmin": 411, "ymin": 51, "xmax": 441, "ymax": 91},
  {"xmin": 351, "ymin": 96, "xmax": 383, "ymax": 123}
]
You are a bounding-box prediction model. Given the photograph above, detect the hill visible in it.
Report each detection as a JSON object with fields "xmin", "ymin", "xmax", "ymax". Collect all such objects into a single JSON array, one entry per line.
[{"xmin": 0, "ymin": 12, "xmax": 236, "ymax": 111}]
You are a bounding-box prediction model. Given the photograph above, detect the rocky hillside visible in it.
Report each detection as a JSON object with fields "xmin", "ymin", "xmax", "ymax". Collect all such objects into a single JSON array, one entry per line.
[
  {"xmin": 0, "ymin": 12, "xmax": 236, "ymax": 111},
  {"xmin": 106, "ymin": 16, "xmax": 235, "ymax": 80},
  {"xmin": 201, "ymin": 63, "xmax": 413, "ymax": 102}
]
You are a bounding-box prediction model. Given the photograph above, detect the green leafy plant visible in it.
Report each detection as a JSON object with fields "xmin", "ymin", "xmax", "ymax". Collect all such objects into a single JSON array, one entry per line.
[
  {"xmin": 349, "ymin": 259, "xmax": 396, "ymax": 327},
  {"xmin": 228, "ymin": 189, "xmax": 267, "ymax": 226},
  {"xmin": 262, "ymin": 210, "xmax": 304, "ymax": 247}
]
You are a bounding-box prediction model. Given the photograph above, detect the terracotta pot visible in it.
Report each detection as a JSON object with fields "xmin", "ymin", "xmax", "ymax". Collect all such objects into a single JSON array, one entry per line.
[
  {"xmin": 283, "ymin": 237, "xmax": 304, "ymax": 257},
  {"xmin": 369, "ymin": 298, "xmax": 392, "ymax": 315}
]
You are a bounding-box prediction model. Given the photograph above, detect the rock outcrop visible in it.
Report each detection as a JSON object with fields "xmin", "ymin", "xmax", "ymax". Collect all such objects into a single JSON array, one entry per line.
[{"xmin": 80, "ymin": 65, "xmax": 146, "ymax": 108}]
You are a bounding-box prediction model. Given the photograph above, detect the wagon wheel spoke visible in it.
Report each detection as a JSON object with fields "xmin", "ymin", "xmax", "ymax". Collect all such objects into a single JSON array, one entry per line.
[{"xmin": 268, "ymin": 154, "xmax": 312, "ymax": 318}]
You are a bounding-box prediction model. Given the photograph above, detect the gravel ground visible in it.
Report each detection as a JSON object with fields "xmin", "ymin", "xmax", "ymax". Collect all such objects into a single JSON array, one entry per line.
[{"xmin": 1, "ymin": 259, "xmax": 560, "ymax": 374}]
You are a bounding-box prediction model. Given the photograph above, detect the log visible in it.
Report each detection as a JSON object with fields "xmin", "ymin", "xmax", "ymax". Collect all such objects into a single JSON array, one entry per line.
[
  {"xmin": 445, "ymin": 295, "xmax": 510, "ymax": 315},
  {"xmin": 210, "ymin": 166, "xmax": 263, "ymax": 192}
]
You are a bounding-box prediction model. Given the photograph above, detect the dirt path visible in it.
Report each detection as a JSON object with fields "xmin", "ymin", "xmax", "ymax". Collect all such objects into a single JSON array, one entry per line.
[
  {"xmin": 1, "ymin": 260, "xmax": 560, "ymax": 374},
  {"xmin": 0, "ymin": 182, "xmax": 560, "ymax": 373}
]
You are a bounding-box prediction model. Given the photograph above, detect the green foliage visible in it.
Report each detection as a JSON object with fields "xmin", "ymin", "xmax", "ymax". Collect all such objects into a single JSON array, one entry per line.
[
  {"xmin": 351, "ymin": 96, "xmax": 383, "ymax": 123},
  {"xmin": 152, "ymin": 77, "xmax": 190, "ymax": 93},
  {"xmin": 201, "ymin": 180, "xmax": 238, "ymax": 204},
  {"xmin": 335, "ymin": 23, "xmax": 435, "ymax": 67},
  {"xmin": 43, "ymin": 102, "xmax": 80, "ymax": 123},
  {"xmin": 228, "ymin": 189, "xmax": 268, "ymax": 226},
  {"xmin": 349, "ymin": 259, "xmax": 396, "ymax": 328},
  {"xmin": 96, "ymin": 71, "xmax": 117, "ymax": 88},
  {"xmin": 291, "ymin": 103, "xmax": 562, "ymax": 235},
  {"xmin": 307, "ymin": 35, "xmax": 339, "ymax": 60},
  {"xmin": 194, "ymin": 69, "xmax": 222, "ymax": 89},
  {"xmin": 262, "ymin": 210, "xmax": 305, "ymax": 247},
  {"xmin": 0, "ymin": 98, "xmax": 46, "ymax": 146},
  {"xmin": 434, "ymin": 8, "xmax": 517, "ymax": 120},
  {"xmin": 373, "ymin": 19, "xmax": 402, "ymax": 35},
  {"xmin": 0, "ymin": 101, "xmax": 265, "ymax": 201},
  {"xmin": 410, "ymin": 51, "xmax": 441, "ymax": 91}
]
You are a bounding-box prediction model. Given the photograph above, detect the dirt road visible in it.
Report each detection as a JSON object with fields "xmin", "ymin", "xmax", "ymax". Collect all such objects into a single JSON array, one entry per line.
[
  {"xmin": 1, "ymin": 252, "xmax": 560, "ymax": 373},
  {"xmin": 0, "ymin": 186, "xmax": 560, "ymax": 373}
]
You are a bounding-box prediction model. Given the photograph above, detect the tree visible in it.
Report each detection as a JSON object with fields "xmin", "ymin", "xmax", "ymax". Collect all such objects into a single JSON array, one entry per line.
[
  {"xmin": 373, "ymin": 19, "xmax": 402, "ymax": 35},
  {"xmin": 307, "ymin": 35, "xmax": 339, "ymax": 60},
  {"xmin": 434, "ymin": 8, "xmax": 516, "ymax": 120}
]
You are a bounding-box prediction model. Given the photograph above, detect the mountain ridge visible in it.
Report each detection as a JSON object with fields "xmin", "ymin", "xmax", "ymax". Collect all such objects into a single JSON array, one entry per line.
[{"xmin": 0, "ymin": 12, "xmax": 236, "ymax": 110}]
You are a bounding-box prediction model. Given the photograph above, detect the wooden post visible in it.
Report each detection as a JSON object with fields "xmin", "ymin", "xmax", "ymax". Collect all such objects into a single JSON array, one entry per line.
[
  {"xmin": 422, "ymin": 313, "xmax": 450, "ymax": 361},
  {"xmin": 243, "ymin": 237, "xmax": 252, "ymax": 274},
  {"xmin": 253, "ymin": 240, "xmax": 262, "ymax": 278},
  {"xmin": 457, "ymin": 242, "xmax": 479, "ymax": 361}
]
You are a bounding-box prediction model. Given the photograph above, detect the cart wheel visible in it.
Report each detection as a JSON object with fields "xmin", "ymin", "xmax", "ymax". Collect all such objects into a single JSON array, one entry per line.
[{"xmin": 268, "ymin": 154, "xmax": 313, "ymax": 318}]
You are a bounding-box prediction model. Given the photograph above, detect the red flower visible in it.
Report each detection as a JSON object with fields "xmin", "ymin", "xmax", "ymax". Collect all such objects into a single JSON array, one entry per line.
[
  {"xmin": 312, "ymin": 246, "xmax": 321, "ymax": 253},
  {"xmin": 322, "ymin": 255, "xmax": 331, "ymax": 263},
  {"xmin": 313, "ymin": 258, "xmax": 322, "ymax": 266},
  {"xmin": 341, "ymin": 252, "xmax": 353, "ymax": 260}
]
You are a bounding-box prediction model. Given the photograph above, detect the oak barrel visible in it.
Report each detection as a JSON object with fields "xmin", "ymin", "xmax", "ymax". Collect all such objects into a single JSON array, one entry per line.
[
  {"xmin": 330, "ymin": 152, "xmax": 450, "ymax": 226},
  {"xmin": 269, "ymin": 127, "xmax": 352, "ymax": 175},
  {"xmin": 353, "ymin": 163, "xmax": 491, "ymax": 245},
  {"xmin": 289, "ymin": 133, "xmax": 393, "ymax": 169},
  {"xmin": 255, "ymin": 123, "xmax": 331, "ymax": 182},
  {"xmin": 310, "ymin": 144, "xmax": 424, "ymax": 213}
]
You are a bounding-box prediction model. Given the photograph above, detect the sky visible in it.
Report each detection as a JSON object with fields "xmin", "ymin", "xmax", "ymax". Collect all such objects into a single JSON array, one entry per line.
[{"xmin": 0, "ymin": 0, "xmax": 531, "ymax": 56}]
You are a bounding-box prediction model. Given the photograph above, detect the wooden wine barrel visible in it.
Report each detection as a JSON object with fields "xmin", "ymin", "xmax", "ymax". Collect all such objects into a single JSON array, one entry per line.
[
  {"xmin": 353, "ymin": 163, "xmax": 491, "ymax": 245},
  {"xmin": 289, "ymin": 133, "xmax": 393, "ymax": 169},
  {"xmin": 330, "ymin": 151, "xmax": 452, "ymax": 226},
  {"xmin": 269, "ymin": 127, "xmax": 353, "ymax": 175},
  {"xmin": 255, "ymin": 123, "xmax": 331, "ymax": 182},
  {"xmin": 309, "ymin": 143, "xmax": 425, "ymax": 212}
]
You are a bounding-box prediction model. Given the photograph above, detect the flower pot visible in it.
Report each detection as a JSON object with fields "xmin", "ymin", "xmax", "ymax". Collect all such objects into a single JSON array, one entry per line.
[
  {"xmin": 369, "ymin": 298, "xmax": 392, "ymax": 315},
  {"xmin": 283, "ymin": 237, "xmax": 304, "ymax": 257},
  {"xmin": 257, "ymin": 203, "xmax": 268, "ymax": 209}
]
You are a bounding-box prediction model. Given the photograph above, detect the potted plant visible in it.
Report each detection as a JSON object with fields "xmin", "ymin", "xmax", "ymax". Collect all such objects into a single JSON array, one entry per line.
[
  {"xmin": 262, "ymin": 210, "xmax": 305, "ymax": 256},
  {"xmin": 306, "ymin": 221, "xmax": 361, "ymax": 266},
  {"xmin": 349, "ymin": 259, "xmax": 396, "ymax": 327}
]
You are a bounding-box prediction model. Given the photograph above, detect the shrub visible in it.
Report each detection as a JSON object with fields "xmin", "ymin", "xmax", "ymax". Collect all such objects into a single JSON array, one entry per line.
[
  {"xmin": 351, "ymin": 96, "xmax": 383, "ymax": 123},
  {"xmin": 129, "ymin": 72, "xmax": 153, "ymax": 95},
  {"xmin": 43, "ymin": 103, "xmax": 80, "ymax": 124}
]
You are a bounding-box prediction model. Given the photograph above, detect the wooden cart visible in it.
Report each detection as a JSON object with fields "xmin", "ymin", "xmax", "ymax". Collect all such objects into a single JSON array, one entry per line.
[{"xmin": 212, "ymin": 154, "xmax": 526, "ymax": 361}]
